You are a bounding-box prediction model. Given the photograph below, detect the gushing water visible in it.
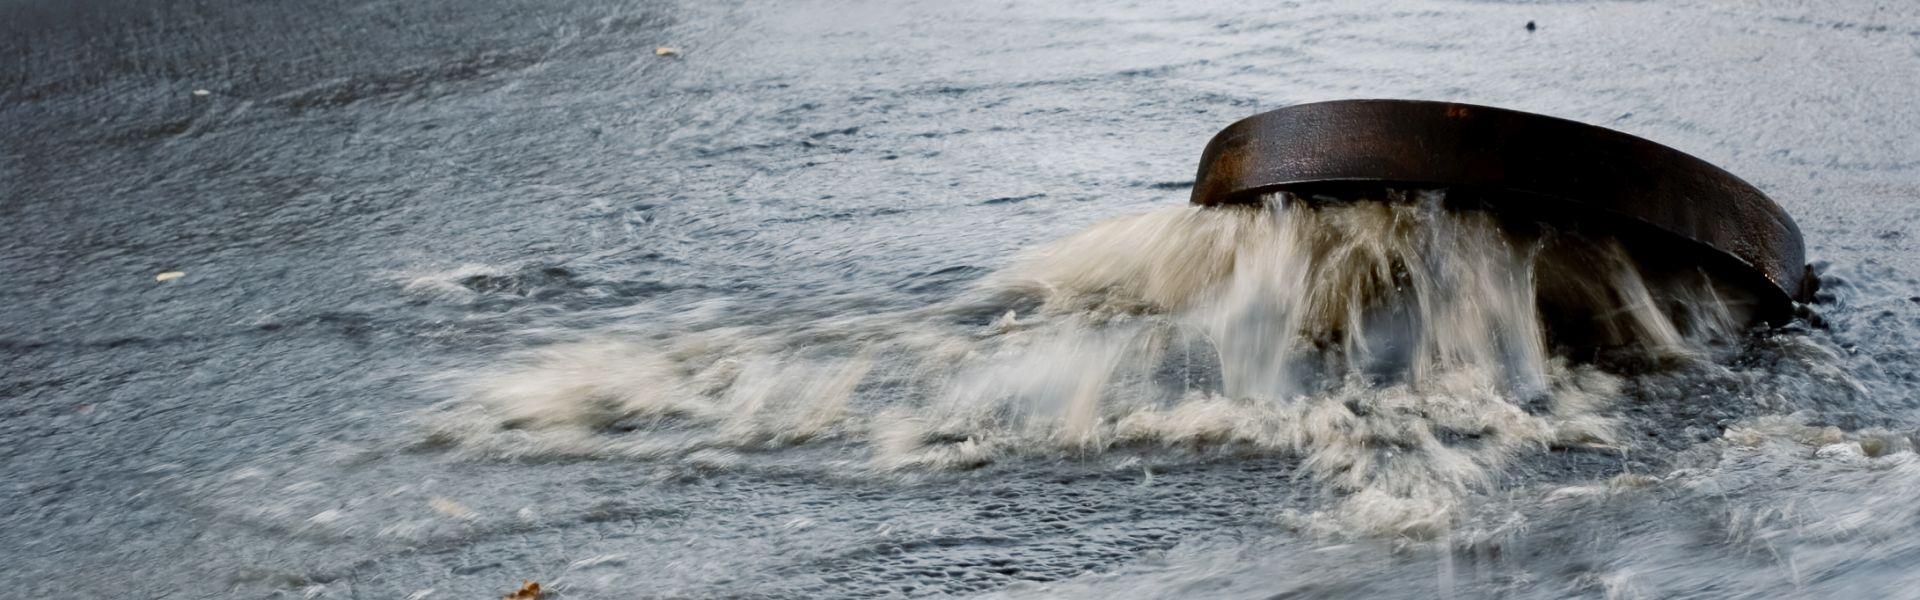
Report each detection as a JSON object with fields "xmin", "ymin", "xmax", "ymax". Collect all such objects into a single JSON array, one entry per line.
[{"xmin": 426, "ymin": 191, "xmax": 1743, "ymax": 536}]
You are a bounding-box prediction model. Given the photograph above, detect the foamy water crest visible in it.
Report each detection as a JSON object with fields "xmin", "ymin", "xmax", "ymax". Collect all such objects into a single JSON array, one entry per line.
[{"xmin": 420, "ymin": 191, "xmax": 1746, "ymax": 536}]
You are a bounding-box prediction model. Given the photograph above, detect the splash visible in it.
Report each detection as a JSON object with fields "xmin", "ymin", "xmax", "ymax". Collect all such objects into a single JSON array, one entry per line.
[{"xmin": 420, "ymin": 190, "xmax": 1747, "ymax": 536}]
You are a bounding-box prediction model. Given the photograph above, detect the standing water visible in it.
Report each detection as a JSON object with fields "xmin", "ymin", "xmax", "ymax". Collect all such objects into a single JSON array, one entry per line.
[{"xmin": 4, "ymin": 0, "xmax": 1919, "ymax": 598}]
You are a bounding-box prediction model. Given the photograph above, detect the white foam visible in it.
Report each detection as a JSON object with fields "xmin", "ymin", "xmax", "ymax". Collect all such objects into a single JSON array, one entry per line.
[{"xmin": 423, "ymin": 192, "xmax": 1742, "ymax": 536}]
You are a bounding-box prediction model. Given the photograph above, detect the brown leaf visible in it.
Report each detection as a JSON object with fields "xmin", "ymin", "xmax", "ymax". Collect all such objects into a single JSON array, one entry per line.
[{"xmin": 503, "ymin": 580, "xmax": 541, "ymax": 600}]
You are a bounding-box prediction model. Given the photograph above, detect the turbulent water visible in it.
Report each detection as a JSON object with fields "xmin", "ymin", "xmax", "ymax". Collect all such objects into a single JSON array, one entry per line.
[
  {"xmin": 5, "ymin": 0, "xmax": 1920, "ymax": 598},
  {"xmin": 426, "ymin": 194, "xmax": 1730, "ymax": 540}
]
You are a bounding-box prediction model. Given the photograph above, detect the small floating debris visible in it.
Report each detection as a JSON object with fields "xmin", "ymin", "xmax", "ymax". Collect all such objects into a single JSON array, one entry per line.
[
  {"xmin": 655, "ymin": 46, "xmax": 681, "ymax": 57},
  {"xmin": 503, "ymin": 580, "xmax": 542, "ymax": 599},
  {"xmin": 155, "ymin": 271, "xmax": 185, "ymax": 282},
  {"xmin": 192, "ymin": 89, "xmax": 211, "ymax": 97}
]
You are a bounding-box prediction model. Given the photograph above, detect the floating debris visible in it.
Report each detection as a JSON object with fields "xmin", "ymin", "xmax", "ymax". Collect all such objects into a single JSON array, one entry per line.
[
  {"xmin": 503, "ymin": 581, "xmax": 541, "ymax": 600},
  {"xmin": 655, "ymin": 46, "xmax": 681, "ymax": 57},
  {"xmin": 155, "ymin": 271, "xmax": 185, "ymax": 282},
  {"xmin": 192, "ymin": 89, "xmax": 211, "ymax": 96}
]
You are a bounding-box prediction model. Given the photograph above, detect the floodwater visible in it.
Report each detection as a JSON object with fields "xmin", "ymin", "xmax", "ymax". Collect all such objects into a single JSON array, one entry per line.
[{"xmin": 4, "ymin": 0, "xmax": 1920, "ymax": 598}]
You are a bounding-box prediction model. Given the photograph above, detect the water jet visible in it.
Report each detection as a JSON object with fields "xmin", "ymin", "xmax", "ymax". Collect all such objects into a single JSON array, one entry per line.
[{"xmin": 1190, "ymin": 99, "xmax": 1813, "ymax": 350}]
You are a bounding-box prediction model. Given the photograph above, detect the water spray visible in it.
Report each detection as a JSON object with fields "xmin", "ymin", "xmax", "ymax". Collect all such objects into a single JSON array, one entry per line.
[{"xmin": 1188, "ymin": 99, "xmax": 1814, "ymax": 355}]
